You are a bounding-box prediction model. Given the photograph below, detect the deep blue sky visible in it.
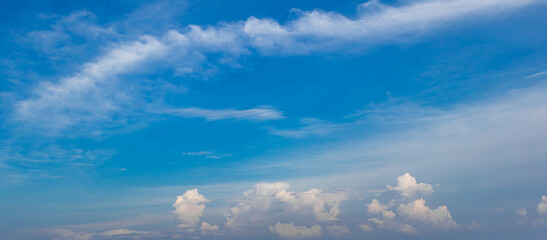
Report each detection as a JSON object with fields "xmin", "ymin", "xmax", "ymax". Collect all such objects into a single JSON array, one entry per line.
[{"xmin": 1, "ymin": 0, "xmax": 547, "ymax": 239}]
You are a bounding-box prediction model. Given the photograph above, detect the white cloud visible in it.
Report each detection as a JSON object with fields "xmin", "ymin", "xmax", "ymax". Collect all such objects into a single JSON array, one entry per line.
[
  {"xmin": 387, "ymin": 173, "xmax": 434, "ymax": 198},
  {"xmin": 516, "ymin": 197, "xmax": 547, "ymax": 228},
  {"xmin": 225, "ymin": 182, "xmax": 346, "ymax": 232},
  {"xmin": 282, "ymin": 188, "xmax": 347, "ymax": 221},
  {"xmin": 158, "ymin": 106, "xmax": 284, "ymax": 121},
  {"xmin": 397, "ymin": 198, "xmax": 457, "ymax": 229},
  {"xmin": 538, "ymin": 195, "xmax": 547, "ymax": 215},
  {"xmin": 200, "ymin": 222, "xmax": 219, "ymax": 234},
  {"xmin": 269, "ymin": 222, "xmax": 322, "ymax": 238},
  {"xmin": 173, "ymin": 189, "xmax": 210, "ymax": 228},
  {"xmin": 526, "ymin": 71, "xmax": 547, "ymax": 79},
  {"xmin": 268, "ymin": 118, "xmax": 345, "ymax": 138},
  {"xmin": 516, "ymin": 208, "xmax": 527, "ymax": 217},
  {"xmin": 247, "ymin": 83, "xmax": 547, "ymax": 205},
  {"xmin": 100, "ymin": 229, "xmax": 148, "ymax": 236},
  {"xmin": 182, "ymin": 151, "xmax": 229, "ymax": 159},
  {"xmin": 367, "ymin": 199, "xmax": 395, "ymax": 219},
  {"xmin": 365, "ymin": 174, "xmax": 456, "ymax": 234},
  {"xmin": 13, "ymin": 0, "xmax": 539, "ymax": 137},
  {"xmin": 243, "ymin": 0, "xmax": 537, "ymax": 52},
  {"xmin": 14, "ymin": 36, "xmax": 167, "ymax": 135},
  {"xmin": 24, "ymin": 10, "xmax": 116, "ymax": 56}
]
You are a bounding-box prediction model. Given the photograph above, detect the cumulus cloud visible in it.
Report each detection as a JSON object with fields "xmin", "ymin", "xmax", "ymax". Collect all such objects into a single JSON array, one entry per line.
[
  {"xmin": 387, "ymin": 173, "xmax": 434, "ymax": 198},
  {"xmin": 200, "ymin": 222, "xmax": 220, "ymax": 235},
  {"xmin": 269, "ymin": 222, "xmax": 322, "ymax": 238},
  {"xmin": 397, "ymin": 199, "xmax": 457, "ymax": 229},
  {"xmin": 365, "ymin": 173, "xmax": 456, "ymax": 234},
  {"xmin": 173, "ymin": 189, "xmax": 210, "ymax": 228},
  {"xmin": 516, "ymin": 197, "xmax": 547, "ymax": 228},
  {"xmin": 367, "ymin": 199, "xmax": 396, "ymax": 219},
  {"xmin": 225, "ymin": 182, "xmax": 346, "ymax": 233},
  {"xmin": 537, "ymin": 195, "xmax": 547, "ymax": 215}
]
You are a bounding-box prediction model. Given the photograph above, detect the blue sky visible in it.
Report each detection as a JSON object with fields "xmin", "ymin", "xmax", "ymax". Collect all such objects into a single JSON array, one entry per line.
[{"xmin": 1, "ymin": 0, "xmax": 547, "ymax": 239}]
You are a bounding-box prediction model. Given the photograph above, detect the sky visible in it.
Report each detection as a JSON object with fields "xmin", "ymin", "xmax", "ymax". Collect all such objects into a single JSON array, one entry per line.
[{"xmin": 0, "ymin": 0, "xmax": 546, "ymax": 239}]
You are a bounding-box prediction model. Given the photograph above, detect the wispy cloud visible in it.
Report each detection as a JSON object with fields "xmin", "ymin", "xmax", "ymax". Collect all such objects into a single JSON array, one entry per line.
[
  {"xmin": 244, "ymin": 0, "xmax": 538, "ymax": 53},
  {"xmin": 13, "ymin": 36, "xmax": 167, "ymax": 136},
  {"xmin": 159, "ymin": 106, "xmax": 284, "ymax": 121},
  {"xmin": 242, "ymin": 83, "xmax": 547, "ymax": 192},
  {"xmin": 0, "ymin": 143, "xmax": 115, "ymax": 184},
  {"xmin": 182, "ymin": 151, "xmax": 231, "ymax": 159},
  {"xmin": 526, "ymin": 70, "xmax": 547, "ymax": 79},
  {"xmin": 268, "ymin": 118, "xmax": 345, "ymax": 138},
  {"xmin": 10, "ymin": 0, "xmax": 538, "ymax": 137}
]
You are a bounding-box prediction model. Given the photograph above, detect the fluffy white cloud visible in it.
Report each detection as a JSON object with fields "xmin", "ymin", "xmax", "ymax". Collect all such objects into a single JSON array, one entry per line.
[
  {"xmin": 173, "ymin": 189, "xmax": 210, "ymax": 228},
  {"xmin": 269, "ymin": 222, "xmax": 322, "ymax": 238},
  {"xmin": 367, "ymin": 199, "xmax": 395, "ymax": 219},
  {"xmin": 365, "ymin": 173, "xmax": 456, "ymax": 234},
  {"xmin": 387, "ymin": 173, "xmax": 433, "ymax": 197},
  {"xmin": 283, "ymin": 188, "xmax": 347, "ymax": 221},
  {"xmin": 516, "ymin": 197, "xmax": 547, "ymax": 228},
  {"xmin": 397, "ymin": 199, "xmax": 457, "ymax": 229},
  {"xmin": 200, "ymin": 222, "xmax": 220, "ymax": 235},
  {"xmin": 225, "ymin": 182, "xmax": 346, "ymax": 232},
  {"xmin": 537, "ymin": 195, "xmax": 547, "ymax": 215}
]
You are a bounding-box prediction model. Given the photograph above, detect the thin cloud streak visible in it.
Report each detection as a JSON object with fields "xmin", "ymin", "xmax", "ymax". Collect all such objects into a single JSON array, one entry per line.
[{"xmin": 159, "ymin": 106, "xmax": 284, "ymax": 121}]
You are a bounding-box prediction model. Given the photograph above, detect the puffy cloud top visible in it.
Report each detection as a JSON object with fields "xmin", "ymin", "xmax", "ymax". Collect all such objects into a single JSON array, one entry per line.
[
  {"xmin": 388, "ymin": 173, "xmax": 434, "ymax": 197},
  {"xmin": 225, "ymin": 182, "xmax": 346, "ymax": 231},
  {"xmin": 397, "ymin": 199, "xmax": 457, "ymax": 229},
  {"xmin": 173, "ymin": 189, "xmax": 210, "ymax": 228},
  {"xmin": 538, "ymin": 195, "xmax": 547, "ymax": 215}
]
